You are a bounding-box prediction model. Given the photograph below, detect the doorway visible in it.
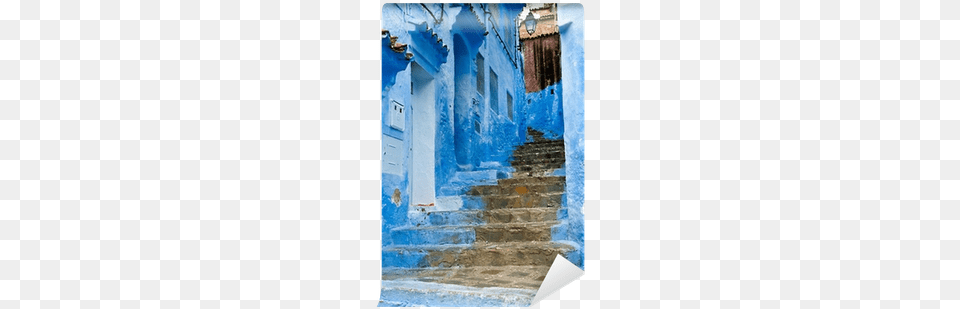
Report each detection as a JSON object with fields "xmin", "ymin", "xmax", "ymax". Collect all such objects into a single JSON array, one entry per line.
[{"xmin": 410, "ymin": 62, "xmax": 437, "ymax": 207}]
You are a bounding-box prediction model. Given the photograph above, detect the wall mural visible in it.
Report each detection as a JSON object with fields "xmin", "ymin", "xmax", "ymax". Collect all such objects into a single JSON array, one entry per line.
[{"xmin": 380, "ymin": 3, "xmax": 585, "ymax": 307}]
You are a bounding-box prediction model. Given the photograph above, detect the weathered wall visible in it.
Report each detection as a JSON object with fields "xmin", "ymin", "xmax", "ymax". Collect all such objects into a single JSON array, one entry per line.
[
  {"xmin": 381, "ymin": 4, "xmax": 528, "ymax": 256},
  {"xmin": 522, "ymin": 82, "xmax": 564, "ymax": 140},
  {"xmin": 380, "ymin": 24, "xmax": 412, "ymax": 247},
  {"xmin": 555, "ymin": 3, "xmax": 585, "ymax": 269},
  {"xmin": 381, "ymin": 3, "xmax": 461, "ymax": 247},
  {"xmin": 455, "ymin": 4, "xmax": 526, "ymax": 169}
]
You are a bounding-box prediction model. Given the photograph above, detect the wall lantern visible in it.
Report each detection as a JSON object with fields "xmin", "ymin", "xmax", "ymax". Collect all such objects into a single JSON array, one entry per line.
[{"xmin": 523, "ymin": 13, "xmax": 537, "ymax": 35}]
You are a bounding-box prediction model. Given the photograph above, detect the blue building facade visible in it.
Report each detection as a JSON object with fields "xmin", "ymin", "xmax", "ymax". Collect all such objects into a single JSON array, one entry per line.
[{"xmin": 380, "ymin": 3, "xmax": 584, "ymax": 275}]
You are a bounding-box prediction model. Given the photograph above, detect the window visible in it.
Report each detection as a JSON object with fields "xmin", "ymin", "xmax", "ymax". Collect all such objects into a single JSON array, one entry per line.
[
  {"xmin": 489, "ymin": 69, "xmax": 498, "ymax": 114},
  {"xmin": 476, "ymin": 53, "xmax": 484, "ymax": 95},
  {"xmin": 506, "ymin": 92, "xmax": 513, "ymax": 121}
]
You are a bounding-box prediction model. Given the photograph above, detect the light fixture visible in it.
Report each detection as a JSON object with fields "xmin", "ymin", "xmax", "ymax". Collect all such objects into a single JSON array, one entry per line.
[{"xmin": 523, "ymin": 12, "xmax": 537, "ymax": 35}]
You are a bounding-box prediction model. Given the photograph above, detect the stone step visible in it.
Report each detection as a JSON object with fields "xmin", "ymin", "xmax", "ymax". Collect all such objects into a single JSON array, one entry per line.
[
  {"xmin": 382, "ymin": 265, "xmax": 550, "ymax": 291},
  {"xmin": 515, "ymin": 143, "xmax": 564, "ymax": 151},
  {"xmin": 510, "ymin": 157, "xmax": 564, "ymax": 167},
  {"xmin": 482, "ymin": 192, "xmax": 563, "ymax": 209},
  {"xmin": 511, "ymin": 160, "xmax": 566, "ymax": 172},
  {"xmin": 412, "ymin": 208, "xmax": 559, "ymax": 226},
  {"xmin": 379, "ymin": 279, "xmax": 535, "ymax": 307},
  {"xmin": 484, "ymin": 208, "xmax": 559, "ymax": 224},
  {"xmin": 510, "ymin": 150, "xmax": 565, "ymax": 161},
  {"xmin": 466, "ymin": 182, "xmax": 565, "ymax": 197},
  {"xmin": 517, "ymin": 139, "xmax": 563, "ymax": 146},
  {"xmin": 512, "ymin": 162, "xmax": 564, "ymax": 172},
  {"xmin": 382, "ymin": 241, "xmax": 575, "ymax": 268},
  {"xmin": 520, "ymin": 139, "xmax": 564, "ymax": 147},
  {"xmin": 510, "ymin": 155, "xmax": 565, "ymax": 165},
  {"xmin": 391, "ymin": 221, "xmax": 559, "ymax": 245},
  {"xmin": 513, "ymin": 145, "xmax": 565, "ymax": 155},
  {"xmin": 512, "ymin": 170, "xmax": 563, "ymax": 178},
  {"xmin": 497, "ymin": 176, "xmax": 566, "ymax": 187},
  {"xmin": 476, "ymin": 221, "xmax": 557, "ymax": 242}
]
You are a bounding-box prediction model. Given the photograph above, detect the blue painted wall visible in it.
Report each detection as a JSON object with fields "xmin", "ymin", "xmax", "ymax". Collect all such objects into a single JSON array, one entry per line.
[
  {"xmin": 381, "ymin": 4, "xmax": 528, "ymax": 250},
  {"xmin": 380, "ymin": 24, "xmax": 413, "ymax": 246},
  {"xmin": 522, "ymin": 83, "xmax": 564, "ymax": 139},
  {"xmin": 555, "ymin": 3, "xmax": 585, "ymax": 269},
  {"xmin": 450, "ymin": 4, "xmax": 528, "ymax": 170}
]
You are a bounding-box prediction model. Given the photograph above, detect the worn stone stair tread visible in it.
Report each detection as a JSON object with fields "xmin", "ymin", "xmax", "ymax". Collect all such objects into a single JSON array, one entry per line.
[
  {"xmin": 514, "ymin": 147, "xmax": 564, "ymax": 153},
  {"xmin": 468, "ymin": 240, "xmax": 575, "ymax": 251},
  {"xmin": 484, "ymin": 191, "xmax": 564, "ymax": 198},
  {"xmin": 515, "ymin": 148, "xmax": 564, "ymax": 154},
  {"xmin": 515, "ymin": 145, "xmax": 564, "ymax": 151},
  {"xmin": 384, "ymin": 243, "xmax": 471, "ymax": 251},
  {"xmin": 510, "ymin": 159, "xmax": 566, "ymax": 165},
  {"xmin": 513, "ymin": 149, "xmax": 565, "ymax": 156},
  {"xmin": 382, "ymin": 241, "xmax": 576, "ymax": 267},
  {"xmin": 379, "ymin": 279, "xmax": 536, "ymax": 307},
  {"xmin": 498, "ymin": 176, "xmax": 566, "ymax": 185},
  {"xmin": 509, "ymin": 158, "xmax": 565, "ymax": 165},
  {"xmin": 511, "ymin": 151, "xmax": 565, "ymax": 159},
  {"xmin": 393, "ymin": 221, "xmax": 559, "ymax": 244},
  {"xmin": 482, "ymin": 191, "xmax": 564, "ymax": 209},
  {"xmin": 384, "ymin": 240, "xmax": 575, "ymax": 252},
  {"xmin": 519, "ymin": 140, "xmax": 564, "ymax": 146},
  {"xmin": 412, "ymin": 208, "xmax": 559, "ymax": 226},
  {"xmin": 382, "ymin": 265, "xmax": 551, "ymax": 291},
  {"xmin": 394, "ymin": 221, "xmax": 559, "ymax": 233},
  {"xmin": 478, "ymin": 220, "xmax": 559, "ymax": 229},
  {"xmin": 507, "ymin": 172, "xmax": 566, "ymax": 179},
  {"xmin": 467, "ymin": 183, "xmax": 564, "ymax": 196},
  {"xmin": 510, "ymin": 156, "xmax": 566, "ymax": 164},
  {"xmin": 512, "ymin": 163, "xmax": 565, "ymax": 170},
  {"xmin": 484, "ymin": 208, "xmax": 558, "ymax": 216},
  {"xmin": 515, "ymin": 143, "xmax": 565, "ymax": 149},
  {"xmin": 514, "ymin": 146, "xmax": 564, "ymax": 152}
]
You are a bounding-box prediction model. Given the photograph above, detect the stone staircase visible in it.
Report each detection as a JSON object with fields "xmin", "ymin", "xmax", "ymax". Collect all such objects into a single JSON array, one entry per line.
[{"xmin": 380, "ymin": 129, "xmax": 572, "ymax": 307}]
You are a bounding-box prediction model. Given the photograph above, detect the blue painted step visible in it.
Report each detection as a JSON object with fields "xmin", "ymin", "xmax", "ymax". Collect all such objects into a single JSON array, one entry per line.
[
  {"xmin": 378, "ymin": 280, "xmax": 534, "ymax": 307},
  {"xmin": 410, "ymin": 209, "xmax": 486, "ymax": 226},
  {"xmin": 382, "ymin": 241, "xmax": 575, "ymax": 268},
  {"xmin": 409, "ymin": 208, "xmax": 559, "ymax": 227},
  {"xmin": 439, "ymin": 169, "xmax": 509, "ymax": 196},
  {"xmin": 390, "ymin": 225, "xmax": 476, "ymax": 246},
  {"xmin": 391, "ymin": 221, "xmax": 560, "ymax": 245}
]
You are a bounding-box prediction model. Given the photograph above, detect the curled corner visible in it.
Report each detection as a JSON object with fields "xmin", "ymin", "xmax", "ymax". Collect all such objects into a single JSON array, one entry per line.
[{"xmin": 531, "ymin": 254, "xmax": 585, "ymax": 305}]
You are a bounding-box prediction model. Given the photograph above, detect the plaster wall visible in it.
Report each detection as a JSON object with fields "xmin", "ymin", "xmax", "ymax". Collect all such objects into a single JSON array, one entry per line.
[
  {"xmin": 381, "ymin": 4, "xmax": 528, "ymax": 250},
  {"xmin": 556, "ymin": 3, "xmax": 585, "ymax": 269},
  {"xmin": 382, "ymin": 3, "xmax": 462, "ymax": 246}
]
